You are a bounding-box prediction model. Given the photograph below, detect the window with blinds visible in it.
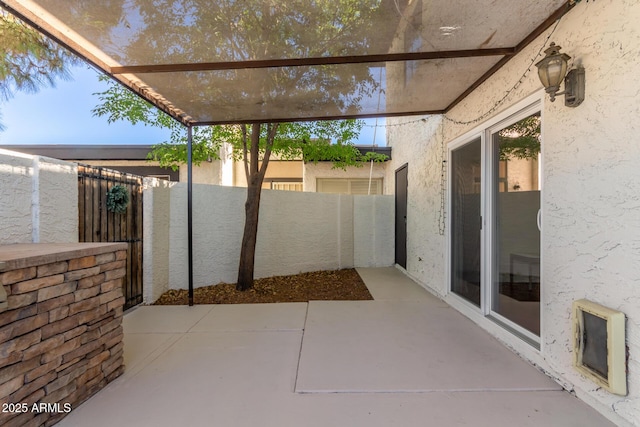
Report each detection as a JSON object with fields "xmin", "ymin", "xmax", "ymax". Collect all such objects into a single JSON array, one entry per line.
[
  {"xmin": 316, "ymin": 178, "xmax": 383, "ymax": 195},
  {"xmin": 270, "ymin": 182, "xmax": 303, "ymax": 191}
]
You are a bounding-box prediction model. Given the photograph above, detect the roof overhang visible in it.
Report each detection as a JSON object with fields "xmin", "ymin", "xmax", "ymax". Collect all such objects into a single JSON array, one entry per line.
[{"xmin": 1, "ymin": 0, "xmax": 574, "ymax": 126}]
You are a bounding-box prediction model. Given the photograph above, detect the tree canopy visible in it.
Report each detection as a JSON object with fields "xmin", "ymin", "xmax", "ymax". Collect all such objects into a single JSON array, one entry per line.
[
  {"xmin": 0, "ymin": 12, "xmax": 76, "ymax": 130},
  {"xmin": 92, "ymin": 77, "xmax": 387, "ymax": 170}
]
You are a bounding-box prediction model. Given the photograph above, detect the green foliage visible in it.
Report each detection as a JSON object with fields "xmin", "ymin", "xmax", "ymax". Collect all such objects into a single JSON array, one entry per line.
[
  {"xmin": 93, "ymin": 79, "xmax": 382, "ymax": 170},
  {"xmin": 498, "ymin": 115, "xmax": 541, "ymax": 161},
  {"xmin": 301, "ymin": 138, "xmax": 387, "ymax": 170},
  {"xmin": 106, "ymin": 185, "xmax": 129, "ymax": 214},
  {"xmin": 0, "ymin": 12, "xmax": 77, "ymax": 130}
]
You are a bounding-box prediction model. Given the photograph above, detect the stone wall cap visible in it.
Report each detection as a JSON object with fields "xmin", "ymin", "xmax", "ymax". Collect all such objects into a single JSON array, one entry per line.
[{"xmin": 0, "ymin": 243, "xmax": 128, "ymax": 271}]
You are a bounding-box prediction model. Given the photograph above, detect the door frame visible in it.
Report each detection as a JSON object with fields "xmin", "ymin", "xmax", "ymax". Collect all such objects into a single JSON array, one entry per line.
[
  {"xmin": 445, "ymin": 92, "xmax": 544, "ymax": 346},
  {"xmin": 395, "ymin": 163, "xmax": 408, "ymax": 269},
  {"xmin": 484, "ymin": 102, "xmax": 542, "ymax": 345},
  {"xmin": 447, "ymin": 133, "xmax": 487, "ymax": 312}
]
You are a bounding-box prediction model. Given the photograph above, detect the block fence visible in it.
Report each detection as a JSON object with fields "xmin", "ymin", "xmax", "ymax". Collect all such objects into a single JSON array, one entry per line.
[
  {"xmin": 0, "ymin": 149, "xmax": 78, "ymax": 245},
  {"xmin": 0, "ymin": 243, "xmax": 127, "ymax": 427},
  {"xmin": 143, "ymin": 183, "xmax": 395, "ymax": 303}
]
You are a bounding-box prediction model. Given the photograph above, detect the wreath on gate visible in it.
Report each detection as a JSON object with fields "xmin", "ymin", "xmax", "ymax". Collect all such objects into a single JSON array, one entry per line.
[{"xmin": 106, "ymin": 185, "xmax": 130, "ymax": 214}]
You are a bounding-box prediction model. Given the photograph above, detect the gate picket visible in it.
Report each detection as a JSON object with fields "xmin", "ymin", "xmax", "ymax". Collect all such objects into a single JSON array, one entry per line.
[{"xmin": 77, "ymin": 164, "xmax": 143, "ymax": 309}]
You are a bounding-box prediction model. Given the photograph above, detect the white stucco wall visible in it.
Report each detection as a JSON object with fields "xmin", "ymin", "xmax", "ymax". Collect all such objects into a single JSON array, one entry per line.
[
  {"xmin": 354, "ymin": 195, "xmax": 395, "ymax": 267},
  {"xmin": 385, "ymin": 1, "xmax": 640, "ymax": 425},
  {"xmin": 168, "ymin": 184, "xmax": 246, "ymax": 288},
  {"xmin": 144, "ymin": 183, "xmax": 394, "ymax": 292},
  {"xmin": 303, "ymin": 162, "xmax": 388, "ymax": 193},
  {"xmin": 178, "ymin": 161, "xmax": 222, "ymax": 184},
  {"xmin": 385, "ymin": 115, "xmax": 447, "ymax": 287},
  {"xmin": 0, "ymin": 149, "xmax": 77, "ymax": 244},
  {"xmin": 142, "ymin": 178, "xmax": 174, "ymax": 304},
  {"xmin": 0, "ymin": 150, "xmax": 33, "ymax": 244}
]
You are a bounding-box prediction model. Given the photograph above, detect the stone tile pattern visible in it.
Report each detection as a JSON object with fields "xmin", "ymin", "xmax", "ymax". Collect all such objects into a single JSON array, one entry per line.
[{"xmin": 0, "ymin": 250, "xmax": 126, "ymax": 427}]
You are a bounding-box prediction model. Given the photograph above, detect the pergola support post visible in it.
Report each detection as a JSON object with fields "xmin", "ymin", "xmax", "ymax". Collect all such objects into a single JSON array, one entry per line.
[{"xmin": 187, "ymin": 125, "xmax": 194, "ymax": 306}]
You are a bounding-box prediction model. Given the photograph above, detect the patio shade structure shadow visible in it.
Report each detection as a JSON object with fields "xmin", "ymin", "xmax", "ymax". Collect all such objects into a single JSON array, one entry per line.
[{"xmin": 56, "ymin": 268, "xmax": 614, "ymax": 427}]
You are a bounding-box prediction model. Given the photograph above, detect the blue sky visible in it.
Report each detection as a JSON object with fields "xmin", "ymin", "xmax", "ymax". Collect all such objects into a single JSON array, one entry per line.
[{"xmin": 0, "ymin": 64, "xmax": 385, "ymax": 146}]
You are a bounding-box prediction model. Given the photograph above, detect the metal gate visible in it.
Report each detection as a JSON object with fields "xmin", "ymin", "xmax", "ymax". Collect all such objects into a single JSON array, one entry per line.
[{"xmin": 78, "ymin": 164, "xmax": 143, "ymax": 309}]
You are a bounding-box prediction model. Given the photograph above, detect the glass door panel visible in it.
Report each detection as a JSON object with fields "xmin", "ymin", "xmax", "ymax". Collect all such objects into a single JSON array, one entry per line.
[
  {"xmin": 491, "ymin": 113, "xmax": 541, "ymax": 335},
  {"xmin": 451, "ymin": 137, "xmax": 482, "ymax": 306}
]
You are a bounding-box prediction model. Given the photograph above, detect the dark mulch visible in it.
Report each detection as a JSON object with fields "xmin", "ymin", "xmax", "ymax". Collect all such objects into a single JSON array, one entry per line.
[{"xmin": 153, "ymin": 268, "xmax": 373, "ymax": 305}]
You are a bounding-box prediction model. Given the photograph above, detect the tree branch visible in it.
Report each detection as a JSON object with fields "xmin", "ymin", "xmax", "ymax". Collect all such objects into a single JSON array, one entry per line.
[
  {"xmin": 250, "ymin": 123, "xmax": 261, "ymax": 178},
  {"xmin": 259, "ymin": 123, "xmax": 279, "ymax": 176},
  {"xmin": 241, "ymin": 124, "xmax": 250, "ymax": 182}
]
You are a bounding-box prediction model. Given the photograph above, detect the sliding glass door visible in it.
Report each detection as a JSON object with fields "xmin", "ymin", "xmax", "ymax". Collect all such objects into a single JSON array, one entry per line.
[
  {"xmin": 449, "ymin": 103, "xmax": 541, "ymax": 342},
  {"xmin": 490, "ymin": 113, "xmax": 541, "ymax": 337},
  {"xmin": 450, "ymin": 137, "xmax": 482, "ymax": 307}
]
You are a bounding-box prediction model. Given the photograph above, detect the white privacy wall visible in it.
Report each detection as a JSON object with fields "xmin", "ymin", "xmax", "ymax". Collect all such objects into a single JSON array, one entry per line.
[
  {"xmin": 141, "ymin": 178, "xmax": 173, "ymax": 304},
  {"xmin": 353, "ymin": 195, "xmax": 394, "ymax": 267},
  {"xmin": 0, "ymin": 149, "xmax": 77, "ymax": 245},
  {"xmin": 144, "ymin": 183, "xmax": 394, "ymax": 299},
  {"xmin": 385, "ymin": 1, "xmax": 640, "ymax": 425}
]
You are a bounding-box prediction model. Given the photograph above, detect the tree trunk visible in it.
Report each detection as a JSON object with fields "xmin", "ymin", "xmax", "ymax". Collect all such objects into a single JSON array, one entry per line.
[
  {"xmin": 236, "ymin": 178, "xmax": 263, "ymax": 291},
  {"xmin": 236, "ymin": 122, "xmax": 278, "ymax": 291}
]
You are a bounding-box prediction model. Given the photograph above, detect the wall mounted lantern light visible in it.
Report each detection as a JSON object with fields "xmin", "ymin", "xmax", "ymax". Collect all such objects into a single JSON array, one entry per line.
[{"xmin": 535, "ymin": 42, "xmax": 585, "ymax": 107}]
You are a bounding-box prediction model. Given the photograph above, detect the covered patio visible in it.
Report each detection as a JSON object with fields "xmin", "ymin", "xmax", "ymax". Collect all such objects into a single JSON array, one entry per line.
[
  {"xmin": 58, "ymin": 268, "xmax": 611, "ymax": 427},
  {"xmin": 2, "ymin": 0, "xmax": 637, "ymax": 425}
]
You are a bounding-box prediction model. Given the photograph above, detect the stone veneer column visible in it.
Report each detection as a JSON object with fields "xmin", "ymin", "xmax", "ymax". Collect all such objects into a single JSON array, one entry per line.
[{"xmin": 0, "ymin": 243, "xmax": 127, "ymax": 427}]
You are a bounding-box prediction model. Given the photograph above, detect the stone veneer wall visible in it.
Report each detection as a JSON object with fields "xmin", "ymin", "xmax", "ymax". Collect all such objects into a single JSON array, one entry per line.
[{"xmin": 0, "ymin": 243, "xmax": 127, "ymax": 427}]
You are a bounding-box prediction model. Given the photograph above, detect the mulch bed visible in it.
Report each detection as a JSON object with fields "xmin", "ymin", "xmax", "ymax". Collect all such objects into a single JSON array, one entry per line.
[{"xmin": 153, "ymin": 268, "xmax": 373, "ymax": 305}]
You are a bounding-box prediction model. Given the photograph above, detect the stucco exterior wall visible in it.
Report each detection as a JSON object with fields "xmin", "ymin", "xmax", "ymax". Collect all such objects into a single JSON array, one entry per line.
[
  {"xmin": 142, "ymin": 178, "xmax": 174, "ymax": 304},
  {"xmin": 303, "ymin": 162, "xmax": 388, "ymax": 193},
  {"xmin": 168, "ymin": 184, "xmax": 246, "ymax": 288},
  {"xmin": 0, "ymin": 150, "xmax": 33, "ymax": 244},
  {"xmin": 385, "ymin": 116, "xmax": 446, "ymax": 288},
  {"xmin": 354, "ymin": 195, "xmax": 395, "ymax": 267},
  {"xmin": 178, "ymin": 161, "xmax": 222, "ymax": 184},
  {"xmin": 0, "ymin": 149, "xmax": 77, "ymax": 245},
  {"xmin": 385, "ymin": 1, "xmax": 640, "ymax": 425},
  {"xmin": 231, "ymin": 160, "xmax": 303, "ymax": 188},
  {"xmin": 144, "ymin": 183, "xmax": 393, "ymax": 292}
]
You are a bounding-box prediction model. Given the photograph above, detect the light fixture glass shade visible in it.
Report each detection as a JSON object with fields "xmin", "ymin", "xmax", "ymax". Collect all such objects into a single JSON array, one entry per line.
[
  {"xmin": 538, "ymin": 57, "xmax": 567, "ymax": 88},
  {"xmin": 535, "ymin": 42, "xmax": 571, "ymax": 102}
]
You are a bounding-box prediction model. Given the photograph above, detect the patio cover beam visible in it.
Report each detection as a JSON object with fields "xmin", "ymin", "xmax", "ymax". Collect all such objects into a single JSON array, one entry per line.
[
  {"xmin": 446, "ymin": 2, "xmax": 573, "ymax": 111},
  {"xmin": 110, "ymin": 48, "xmax": 516, "ymax": 75}
]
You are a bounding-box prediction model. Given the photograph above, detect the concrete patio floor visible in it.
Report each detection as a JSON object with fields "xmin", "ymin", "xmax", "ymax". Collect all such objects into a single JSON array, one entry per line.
[{"xmin": 58, "ymin": 267, "xmax": 613, "ymax": 427}]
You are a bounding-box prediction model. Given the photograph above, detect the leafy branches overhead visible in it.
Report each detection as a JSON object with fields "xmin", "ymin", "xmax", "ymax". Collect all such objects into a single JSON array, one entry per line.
[
  {"xmin": 92, "ymin": 78, "xmax": 386, "ymax": 171},
  {"xmin": 301, "ymin": 138, "xmax": 387, "ymax": 170},
  {"xmin": 0, "ymin": 12, "xmax": 76, "ymax": 129},
  {"xmin": 498, "ymin": 115, "xmax": 541, "ymax": 161}
]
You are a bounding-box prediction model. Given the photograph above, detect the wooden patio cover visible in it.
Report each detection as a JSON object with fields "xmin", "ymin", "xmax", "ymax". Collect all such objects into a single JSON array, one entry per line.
[{"xmin": 2, "ymin": 0, "xmax": 573, "ymax": 125}]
